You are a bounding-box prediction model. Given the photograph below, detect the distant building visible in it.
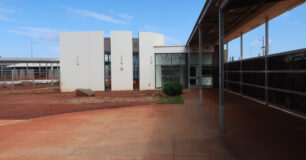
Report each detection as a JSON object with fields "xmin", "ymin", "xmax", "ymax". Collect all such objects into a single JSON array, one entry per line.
[
  {"xmin": 0, "ymin": 58, "xmax": 60, "ymax": 81},
  {"xmin": 60, "ymin": 31, "xmax": 215, "ymax": 92}
]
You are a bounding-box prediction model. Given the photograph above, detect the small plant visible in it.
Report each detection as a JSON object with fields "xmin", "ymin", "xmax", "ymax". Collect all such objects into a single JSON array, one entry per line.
[{"xmin": 162, "ymin": 82, "xmax": 183, "ymax": 96}]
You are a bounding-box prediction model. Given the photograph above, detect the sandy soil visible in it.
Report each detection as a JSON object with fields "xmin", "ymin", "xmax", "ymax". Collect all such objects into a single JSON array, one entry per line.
[{"xmin": 0, "ymin": 90, "xmax": 160, "ymax": 120}]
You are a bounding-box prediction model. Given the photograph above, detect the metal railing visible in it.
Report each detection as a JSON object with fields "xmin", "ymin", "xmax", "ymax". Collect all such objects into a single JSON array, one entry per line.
[{"xmin": 225, "ymin": 48, "xmax": 306, "ymax": 116}]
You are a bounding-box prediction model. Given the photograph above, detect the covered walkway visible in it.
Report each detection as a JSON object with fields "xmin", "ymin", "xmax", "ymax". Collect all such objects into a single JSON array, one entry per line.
[{"xmin": 184, "ymin": 89, "xmax": 306, "ymax": 159}]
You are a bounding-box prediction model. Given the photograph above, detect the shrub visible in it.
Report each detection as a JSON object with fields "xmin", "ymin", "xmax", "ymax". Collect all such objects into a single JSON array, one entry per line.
[{"xmin": 162, "ymin": 82, "xmax": 183, "ymax": 96}]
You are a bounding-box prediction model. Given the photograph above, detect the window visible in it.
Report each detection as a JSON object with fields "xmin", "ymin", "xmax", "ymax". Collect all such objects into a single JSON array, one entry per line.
[{"xmin": 155, "ymin": 53, "xmax": 187, "ymax": 88}]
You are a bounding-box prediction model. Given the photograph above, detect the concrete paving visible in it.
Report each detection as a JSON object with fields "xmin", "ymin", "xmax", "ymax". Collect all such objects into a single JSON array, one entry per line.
[
  {"xmin": 0, "ymin": 89, "xmax": 305, "ymax": 160},
  {"xmin": 0, "ymin": 102, "xmax": 234, "ymax": 160}
]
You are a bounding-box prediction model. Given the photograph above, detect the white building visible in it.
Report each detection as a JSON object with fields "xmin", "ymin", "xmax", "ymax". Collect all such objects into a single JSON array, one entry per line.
[{"xmin": 60, "ymin": 31, "xmax": 215, "ymax": 92}]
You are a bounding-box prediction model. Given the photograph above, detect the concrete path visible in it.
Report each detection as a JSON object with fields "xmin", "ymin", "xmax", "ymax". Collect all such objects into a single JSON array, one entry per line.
[{"xmin": 0, "ymin": 103, "xmax": 234, "ymax": 160}]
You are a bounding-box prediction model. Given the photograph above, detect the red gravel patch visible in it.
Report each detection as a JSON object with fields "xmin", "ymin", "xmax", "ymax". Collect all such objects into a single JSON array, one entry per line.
[{"xmin": 0, "ymin": 90, "xmax": 160, "ymax": 120}]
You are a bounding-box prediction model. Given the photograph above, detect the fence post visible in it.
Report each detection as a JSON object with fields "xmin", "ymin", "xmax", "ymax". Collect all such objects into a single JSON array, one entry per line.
[
  {"xmin": 198, "ymin": 26, "xmax": 203, "ymax": 105},
  {"xmin": 11, "ymin": 68, "xmax": 14, "ymax": 92},
  {"xmin": 219, "ymin": 6, "xmax": 225, "ymax": 133}
]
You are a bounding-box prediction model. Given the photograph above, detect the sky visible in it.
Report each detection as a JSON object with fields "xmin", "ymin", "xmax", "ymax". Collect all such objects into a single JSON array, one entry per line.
[{"xmin": 0, "ymin": 0, "xmax": 305, "ymax": 59}]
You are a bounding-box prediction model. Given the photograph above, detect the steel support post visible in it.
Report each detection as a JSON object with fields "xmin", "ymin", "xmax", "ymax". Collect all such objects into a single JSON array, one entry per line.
[
  {"xmin": 240, "ymin": 33, "xmax": 243, "ymax": 95},
  {"xmin": 265, "ymin": 17, "xmax": 269, "ymax": 105},
  {"xmin": 187, "ymin": 45, "xmax": 191, "ymax": 89},
  {"xmin": 219, "ymin": 6, "xmax": 225, "ymax": 133},
  {"xmin": 198, "ymin": 26, "xmax": 203, "ymax": 105},
  {"xmin": 51, "ymin": 63, "xmax": 54, "ymax": 93}
]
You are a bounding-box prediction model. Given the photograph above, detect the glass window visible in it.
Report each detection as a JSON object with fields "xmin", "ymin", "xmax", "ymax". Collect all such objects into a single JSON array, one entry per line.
[
  {"xmin": 202, "ymin": 66, "xmax": 213, "ymax": 76},
  {"xmin": 190, "ymin": 66, "xmax": 196, "ymax": 77},
  {"xmin": 156, "ymin": 54, "xmax": 171, "ymax": 65},
  {"xmin": 172, "ymin": 54, "xmax": 185, "ymax": 65},
  {"xmin": 155, "ymin": 53, "xmax": 187, "ymax": 88}
]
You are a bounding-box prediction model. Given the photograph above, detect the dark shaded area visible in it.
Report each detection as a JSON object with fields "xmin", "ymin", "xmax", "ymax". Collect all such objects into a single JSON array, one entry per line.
[
  {"xmin": 184, "ymin": 88, "xmax": 306, "ymax": 160},
  {"xmin": 226, "ymin": 49, "xmax": 306, "ymax": 114}
]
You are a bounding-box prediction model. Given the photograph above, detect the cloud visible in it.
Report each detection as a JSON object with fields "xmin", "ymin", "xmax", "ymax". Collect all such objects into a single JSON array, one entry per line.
[
  {"xmin": 0, "ymin": 8, "xmax": 17, "ymax": 13},
  {"xmin": 0, "ymin": 15, "xmax": 15, "ymax": 21},
  {"xmin": 8, "ymin": 27, "xmax": 62, "ymax": 41},
  {"xmin": 66, "ymin": 8, "xmax": 128, "ymax": 24},
  {"xmin": 0, "ymin": 7, "xmax": 18, "ymax": 21},
  {"xmin": 118, "ymin": 13, "xmax": 133, "ymax": 20}
]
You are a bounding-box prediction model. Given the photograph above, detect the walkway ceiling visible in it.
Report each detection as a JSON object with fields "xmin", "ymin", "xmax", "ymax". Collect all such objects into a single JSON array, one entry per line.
[{"xmin": 187, "ymin": 0, "xmax": 305, "ymax": 46}]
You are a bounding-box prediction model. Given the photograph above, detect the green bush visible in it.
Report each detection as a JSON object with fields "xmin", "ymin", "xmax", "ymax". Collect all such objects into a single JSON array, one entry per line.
[{"xmin": 162, "ymin": 82, "xmax": 183, "ymax": 96}]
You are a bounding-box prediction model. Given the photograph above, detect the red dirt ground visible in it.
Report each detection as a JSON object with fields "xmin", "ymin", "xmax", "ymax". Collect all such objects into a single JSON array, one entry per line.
[
  {"xmin": 0, "ymin": 90, "xmax": 159, "ymax": 120},
  {"xmin": 0, "ymin": 82, "xmax": 59, "ymax": 92},
  {"xmin": 0, "ymin": 89, "xmax": 305, "ymax": 159}
]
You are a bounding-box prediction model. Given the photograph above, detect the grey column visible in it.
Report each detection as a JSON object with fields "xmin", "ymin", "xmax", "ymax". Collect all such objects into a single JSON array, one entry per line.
[
  {"xmin": 240, "ymin": 33, "xmax": 243, "ymax": 95},
  {"xmin": 265, "ymin": 17, "xmax": 269, "ymax": 105},
  {"xmin": 218, "ymin": 6, "xmax": 225, "ymax": 133},
  {"xmin": 187, "ymin": 45, "xmax": 191, "ymax": 89},
  {"xmin": 198, "ymin": 26, "xmax": 203, "ymax": 105},
  {"xmin": 39, "ymin": 63, "xmax": 41, "ymax": 80}
]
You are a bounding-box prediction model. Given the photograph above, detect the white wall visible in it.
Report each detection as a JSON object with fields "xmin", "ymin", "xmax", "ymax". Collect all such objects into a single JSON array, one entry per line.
[
  {"xmin": 154, "ymin": 46, "xmax": 187, "ymax": 53},
  {"xmin": 60, "ymin": 31, "xmax": 104, "ymax": 92},
  {"xmin": 110, "ymin": 31, "xmax": 133, "ymax": 91},
  {"xmin": 139, "ymin": 32, "xmax": 164, "ymax": 90}
]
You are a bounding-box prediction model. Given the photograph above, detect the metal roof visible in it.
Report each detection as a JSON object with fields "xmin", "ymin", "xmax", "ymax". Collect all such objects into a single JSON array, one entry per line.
[
  {"xmin": 187, "ymin": 0, "xmax": 306, "ymax": 46},
  {"xmin": 0, "ymin": 58, "xmax": 59, "ymax": 63}
]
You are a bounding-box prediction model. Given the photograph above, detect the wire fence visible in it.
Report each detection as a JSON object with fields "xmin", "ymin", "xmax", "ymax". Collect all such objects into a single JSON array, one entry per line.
[{"xmin": 0, "ymin": 66, "xmax": 60, "ymax": 94}]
